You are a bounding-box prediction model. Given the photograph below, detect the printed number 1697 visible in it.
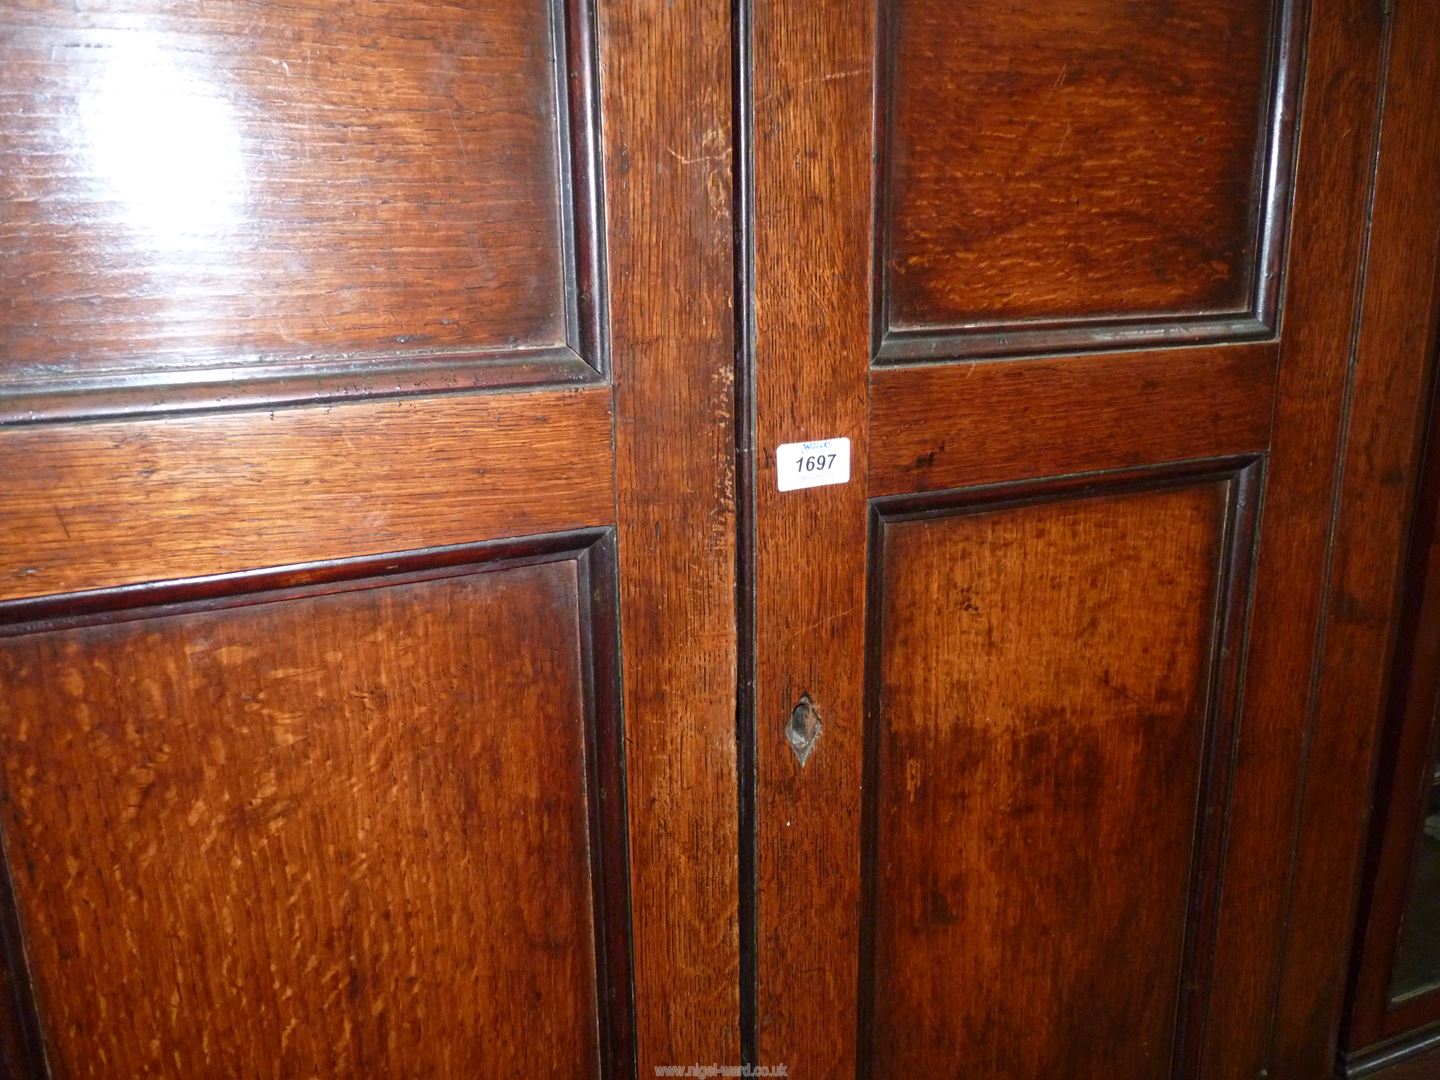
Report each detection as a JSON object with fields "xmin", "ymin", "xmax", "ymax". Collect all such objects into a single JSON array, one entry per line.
[{"xmin": 797, "ymin": 454, "xmax": 837, "ymax": 473}]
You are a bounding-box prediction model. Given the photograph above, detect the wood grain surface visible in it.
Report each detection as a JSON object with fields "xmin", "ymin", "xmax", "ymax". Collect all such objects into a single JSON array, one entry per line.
[
  {"xmin": 881, "ymin": 0, "xmax": 1286, "ymax": 342},
  {"xmin": 0, "ymin": 0, "xmax": 589, "ymax": 401},
  {"xmin": 600, "ymin": 0, "xmax": 741, "ymax": 1069},
  {"xmin": 1282, "ymin": 0, "xmax": 1440, "ymax": 1066},
  {"xmin": 864, "ymin": 479, "xmax": 1230, "ymax": 1078},
  {"xmin": 749, "ymin": 0, "xmax": 875, "ymax": 1074},
  {"xmin": 0, "ymin": 550, "xmax": 623, "ymax": 1077},
  {"xmin": 0, "ymin": 387, "xmax": 614, "ymax": 603},
  {"xmin": 1200, "ymin": 0, "xmax": 1389, "ymax": 1073},
  {"xmin": 869, "ymin": 342, "xmax": 1275, "ymax": 495}
]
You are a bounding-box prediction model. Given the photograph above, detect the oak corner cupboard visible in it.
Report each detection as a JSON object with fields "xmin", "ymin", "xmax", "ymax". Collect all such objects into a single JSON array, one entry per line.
[{"xmin": 0, "ymin": 0, "xmax": 1436, "ymax": 1076}]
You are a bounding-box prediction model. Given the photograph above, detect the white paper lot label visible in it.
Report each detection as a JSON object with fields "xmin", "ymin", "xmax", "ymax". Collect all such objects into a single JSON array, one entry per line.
[{"xmin": 776, "ymin": 437, "xmax": 851, "ymax": 492}]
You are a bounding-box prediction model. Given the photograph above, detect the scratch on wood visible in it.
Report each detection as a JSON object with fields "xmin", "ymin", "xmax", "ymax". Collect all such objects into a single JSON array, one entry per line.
[
  {"xmin": 757, "ymin": 66, "xmax": 867, "ymax": 106},
  {"xmin": 666, "ymin": 147, "xmax": 728, "ymax": 167}
]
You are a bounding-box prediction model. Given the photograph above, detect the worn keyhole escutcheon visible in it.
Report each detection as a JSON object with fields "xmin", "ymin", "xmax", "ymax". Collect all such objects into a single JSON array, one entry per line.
[{"xmin": 786, "ymin": 694, "xmax": 823, "ymax": 768}]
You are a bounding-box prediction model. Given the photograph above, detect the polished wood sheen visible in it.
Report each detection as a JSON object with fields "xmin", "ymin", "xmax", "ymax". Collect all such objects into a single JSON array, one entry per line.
[
  {"xmin": 1345, "ymin": 388, "xmax": 1440, "ymax": 1053},
  {"xmin": 1282, "ymin": 1, "xmax": 1440, "ymax": 1069},
  {"xmin": 749, "ymin": 0, "xmax": 875, "ymax": 1074},
  {"xmin": 600, "ymin": 0, "xmax": 741, "ymax": 1068},
  {"xmin": 1346, "ymin": 1029, "xmax": 1440, "ymax": 1080},
  {"xmin": 744, "ymin": 0, "xmax": 1411, "ymax": 1072},
  {"xmin": 878, "ymin": 0, "xmax": 1294, "ymax": 358},
  {"xmin": 0, "ymin": 0, "xmax": 741, "ymax": 1069},
  {"xmin": 862, "ymin": 475, "xmax": 1243, "ymax": 1078},
  {"xmin": 0, "ymin": 0, "xmax": 603, "ymax": 416},
  {"xmin": 0, "ymin": 387, "xmax": 614, "ymax": 602},
  {"xmin": 869, "ymin": 341, "xmax": 1275, "ymax": 496},
  {"xmin": 1200, "ymin": 3, "xmax": 1390, "ymax": 1072},
  {"xmin": 2, "ymin": 0, "xmax": 1432, "ymax": 1069},
  {"xmin": 0, "ymin": 537, "xmax": 630, "ymax": 1077}
]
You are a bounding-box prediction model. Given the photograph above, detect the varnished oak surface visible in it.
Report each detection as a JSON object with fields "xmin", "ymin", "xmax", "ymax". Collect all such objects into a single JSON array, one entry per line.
[
  {"xmin": 1325, "ymin": 0, "xmax": 1440, "ymax": 1063},
  {"xmin": 750, "ymin": 0, "xmax": 874, "ymax": 1074},
  {"xmin": 0, "ymin": 387, "xmax": 614, "ymax": 602},
  {"xmin": 1202, "ymin": 2, "xmax": 1389, "ymax": 1073},
  {"xmin": 600, "ymin": 0, "xmax": 741, "ymax": 1067},
  {"xmin": 0, "ymin": 549, "xmax": 623, "ymax": 1077},
  {"xmin": 1, "ymin": 0, "xmax": 743, "ymax": 1070},
  {"xmin": 1347, "ymin": 400, "xmax": 1440, "ymax": 1050},
  {"xmin": 0, "ymin": 0, "xmax": 1423, "ymax": 1072},
  {"xmin": 863, "ymin": 478, "xmax": 1234, "ymax": 1078},
  {"xmin": 879, "ymin": 0, "xmax": 1290, "ymax": 354},
  {"xmin": 747, "ymin": 0, "xmax": 1406, "ymax": 1073},
  {"xmin": 0, "ymin": 0, "xmax": 593, "ymax": 410},
  {"xmin": 869, "ymin": 342, "xmax": 1275, "ymax": 495}
]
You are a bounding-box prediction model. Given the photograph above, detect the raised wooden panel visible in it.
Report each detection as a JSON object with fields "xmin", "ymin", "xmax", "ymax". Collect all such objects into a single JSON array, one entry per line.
[
  {"xmin": 0, "ymin": 0, "xmax": 605, "ymax": 419},
  {"xmin": 859, "ymin": 466, "xmax": 1257, "ymax": 1077},
  {"xmin": 0, "ymin": 532, "xmax": 632, "ymax": 1077},
  {"xmin": 876, "ymin": 0, "xmax": 1298, "ymax": 361}
]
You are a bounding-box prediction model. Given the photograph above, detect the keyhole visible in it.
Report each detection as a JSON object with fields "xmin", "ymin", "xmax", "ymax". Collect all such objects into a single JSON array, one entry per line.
[{"xmin": 786, "ymin": 694, "xmax": 823, "ymax": 768}]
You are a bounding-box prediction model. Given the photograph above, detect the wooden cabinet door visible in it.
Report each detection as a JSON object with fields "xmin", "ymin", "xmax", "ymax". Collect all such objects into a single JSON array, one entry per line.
[
  {"xmin": 745, "ymin": 0, "xmax": 1397, "ymax": 1076},
  {"xmin": 0, "ymin": 1, "xmax": 738, "ymax": 1075}
]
